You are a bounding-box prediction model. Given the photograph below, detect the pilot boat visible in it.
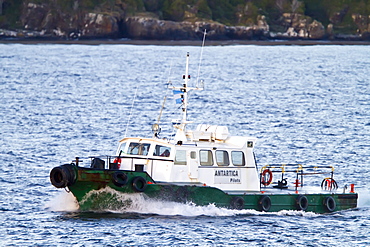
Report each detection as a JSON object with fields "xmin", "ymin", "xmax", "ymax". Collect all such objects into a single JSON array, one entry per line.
[{"xmin": 50, "ymin": 53, "xmax": 358, "ymax": 213}]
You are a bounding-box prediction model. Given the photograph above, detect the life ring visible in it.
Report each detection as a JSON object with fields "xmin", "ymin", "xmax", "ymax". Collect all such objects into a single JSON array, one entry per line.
[
  {"xmin": 132, "ymin": 176, "xmax": 147, "ymax": 192},
  {"xmin": 258, "ymin": 195, "xmax": 271, "ymax": 212},
  {"xmin": 230, "ymin": 196, "xmax": 244, "ymax": 210},
  {"xmin": 112, "ymin": 171, "xmax": 128, "ymax": 187},
  {"xmin": 296, "ymin": 195, "xmax": 309, "ymax": 211},
  {"xmin": 321, "ymin": 178, "xmax": 338, "ymax": 190},
  {"xmin": 113, "ymin": 157, "xmax": 121, "ymax": 169},
  {"xmin": 261, "ymin": 169, "xmax": 273, "ymax": 186},
  {"xmin": 50, "ymin": 164, "xmax": 76, "ymax": 188},
  {"xmin": 323, "ymin": 196, "xmax": 336, "ymax": 212}
]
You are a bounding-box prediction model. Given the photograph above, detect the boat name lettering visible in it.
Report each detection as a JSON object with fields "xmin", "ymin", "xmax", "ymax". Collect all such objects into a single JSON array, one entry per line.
[{"xmin": 214, "ymin": 170, "xmax": 238, "ymax": 176}]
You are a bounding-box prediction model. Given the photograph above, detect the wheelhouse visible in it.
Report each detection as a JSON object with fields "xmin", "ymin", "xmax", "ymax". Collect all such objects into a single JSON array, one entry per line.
[{"xmin": 114, "ymin": 128, "xmax": 260, "ymax": 192}]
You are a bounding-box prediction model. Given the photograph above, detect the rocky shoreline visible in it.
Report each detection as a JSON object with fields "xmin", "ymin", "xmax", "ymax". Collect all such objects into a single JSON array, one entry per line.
[
  {"xmin": 2, "ymin": 1, "xmax": 369, "ymax": 44},
  {"xmin": 1, "ymin": 38, "xmax": 369, "ymax": 46}
]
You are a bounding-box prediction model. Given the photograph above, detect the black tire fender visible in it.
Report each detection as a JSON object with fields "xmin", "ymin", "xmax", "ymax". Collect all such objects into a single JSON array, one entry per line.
[
  {"xmin": 112, "ymin": 171, "xmax": 128, "ymax": 187},
  {"xmin": 323, "ymin": 196, "xmax": 336, "ymax": 212},
  {"xmin": 132, "ymin": 176, "xmax": 147, "ymax": 192},
  {"xmin": 230, "ymin": 196, "xmax": 244, "ymax": 210},
  {"xmin": 258, "ymin": 195, "xmax": 271, "ymax": 212},
  {"xmin": 50, "ymin": 164, "xmax": 76, "ymax": 188},
  {"xmin": 296, "ymin": 195, "xmax": 309, "ymax": 211}
]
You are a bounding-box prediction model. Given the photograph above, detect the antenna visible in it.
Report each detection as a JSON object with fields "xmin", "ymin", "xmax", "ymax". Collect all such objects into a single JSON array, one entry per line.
[
  {"xmin": 157, "ymin": 96, "xmax": 167, "ymax": 124},
  {"xmin": 196, "ymin": 29, "xmax": 207, "ymax": 88},
  {"xmin": 152, "ymin": 96, "xmax": 167, "ymax": 138},
  {"xmin": 152, "ymin": 59, "xmax": 174, "ymax": 138},
  {"xmin": 124, "ymin": 85, "xmax": 139, "ymax": 138}
]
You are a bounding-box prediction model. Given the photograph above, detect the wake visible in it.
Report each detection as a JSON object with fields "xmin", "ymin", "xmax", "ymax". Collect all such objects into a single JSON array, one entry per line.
[{"xmin": 45, "ymin": 187, "xmax": 370, "ymax": 217}]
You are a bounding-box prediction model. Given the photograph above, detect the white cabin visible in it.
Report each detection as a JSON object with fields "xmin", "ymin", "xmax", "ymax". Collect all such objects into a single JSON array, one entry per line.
[
  {"xmin": 115, "ymin": 53, "xmax": 260, "ymax": 192},
  {"xmin": 115, "ymin": 125, "xmax": 260, "ymax": 192}
]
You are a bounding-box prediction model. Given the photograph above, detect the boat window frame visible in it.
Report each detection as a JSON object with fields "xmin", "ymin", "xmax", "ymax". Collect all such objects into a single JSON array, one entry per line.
[
  {"xmin": 231, "ymin": 151, "xmax": 245, "ymax": 166},
  {"xmin": 127, "ymin": 142, "xmax": 151, "ymax": 156},
  {"xmin": 215, "ymin": 150, "xmax": 230, "ymax": 166},
  {"xmin": 117, "ymin": 142, "xmax": 127, "ymax": 155},
  {"xmin": 199, "ymin": 149, "xmax": 214, "ymax": 166},
  {"xmin": 174, "ymin": 150, "xmax": 187, "ymax": 165},
  {"xmin": 153, "ymin": 144, "xmax": 172, "ymax": 157},
  {"xmin": 190, "ymin": 151, "xmax": 196, "ymax": 159}
]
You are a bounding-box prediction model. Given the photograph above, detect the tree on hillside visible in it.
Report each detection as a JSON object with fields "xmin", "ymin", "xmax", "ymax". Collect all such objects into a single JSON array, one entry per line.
[
  {"xmin": 207, "ymin": 0, "xmax": 234, "ymax": 25},
  {"xmin": 197, "ymin": 0, "xmax": 212, "ymax": 19},
  {"xmin": 291, "ymin": 0, "xmax": 303, "ymax": 14}
]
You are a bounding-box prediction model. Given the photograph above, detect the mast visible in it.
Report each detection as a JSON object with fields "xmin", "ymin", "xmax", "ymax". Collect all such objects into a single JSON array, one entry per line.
[
  {"xmin": 182, "ymin": 52, "xmax": 190, "ymax": 124},
  {"xmin": 169, "ymin": 53, "xmax": 203, "ymax": 142}
]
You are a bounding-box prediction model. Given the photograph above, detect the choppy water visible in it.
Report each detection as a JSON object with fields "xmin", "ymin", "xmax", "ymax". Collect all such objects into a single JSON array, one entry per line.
[{"xmin": 1, "ymin": 43, "xmax": 370, "ymax": 246}]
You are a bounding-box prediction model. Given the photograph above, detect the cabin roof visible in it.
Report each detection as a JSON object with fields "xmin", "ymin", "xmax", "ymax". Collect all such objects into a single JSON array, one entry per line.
[{"xmin": 120, "ymin": 135, "xmax": 257, "ymax": 150}]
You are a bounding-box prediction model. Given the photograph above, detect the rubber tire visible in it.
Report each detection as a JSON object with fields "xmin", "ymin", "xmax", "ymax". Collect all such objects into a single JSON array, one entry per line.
[
  {"xmin": 296, "ymin": 195, "xmax": 309, "ymax": 211},
  {"xmin": 50, "ymin": 164, "xmax": 76, "ymax": 188},
  {"xmin": 112, "ymin": 171, "xmax": 128, "ymax": 187},
  {"xmin": 259, "ymin": 195, "xmax": 271, "ymax": 212},
  {"xmin": 132, "ymin": 176, "xmax": 147, "ymax": 192},
  {"xmin": 230, "ymin": 196, "xmax": 244, "ymax": 210},
  {"xmin": 324, "ymin": 196, "xmax": 336, "ymax": 212}
]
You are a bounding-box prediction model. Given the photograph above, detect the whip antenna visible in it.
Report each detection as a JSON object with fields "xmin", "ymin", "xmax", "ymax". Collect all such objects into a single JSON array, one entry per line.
[
  {"xmin": 196, "ymin": 29, "xmax": 207, "ymax": 88},
  {"xmin": 152, "ymin": 61, "xmax": 174, "ymax": 138},
  {"xmin": 124, "ymin": 85, "xmax": 139, "ymax": 138}
]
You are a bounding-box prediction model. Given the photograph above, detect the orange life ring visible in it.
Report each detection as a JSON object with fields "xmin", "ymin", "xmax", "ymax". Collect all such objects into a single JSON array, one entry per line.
[
  {"xmin": 113, "ymin": 157, "xmax": 121, "ymax": 169},
  {"xmin": 261, "ymin": 169, "xmax": 273, "ymax": 186}
]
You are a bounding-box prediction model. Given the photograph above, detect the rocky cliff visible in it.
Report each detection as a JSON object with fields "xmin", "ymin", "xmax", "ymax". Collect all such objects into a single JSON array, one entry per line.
[{"xmin": 0, "ymin": 0, "xmax": 369, "ymax": 40}]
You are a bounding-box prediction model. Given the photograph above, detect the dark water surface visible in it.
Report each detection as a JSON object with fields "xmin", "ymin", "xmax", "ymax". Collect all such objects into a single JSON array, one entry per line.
[{"xmin": 1, "ymin": 44, "xmax": 369, "ymax": 246}]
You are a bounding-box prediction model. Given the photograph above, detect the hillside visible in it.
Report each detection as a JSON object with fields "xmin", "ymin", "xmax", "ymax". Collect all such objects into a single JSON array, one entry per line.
[{"xmin": 1, "ymin": 0, "xmax": 370, "ymax": 40}]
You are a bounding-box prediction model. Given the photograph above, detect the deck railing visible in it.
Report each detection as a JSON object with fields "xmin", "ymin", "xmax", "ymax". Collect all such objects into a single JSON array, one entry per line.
[{"xmin": 259, "ymin": 164, "xmax": 336, "ymax": 191}]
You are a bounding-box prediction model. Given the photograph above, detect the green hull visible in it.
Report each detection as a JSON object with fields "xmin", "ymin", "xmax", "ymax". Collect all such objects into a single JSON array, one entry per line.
[{"xmin": 50, "ymin": 164, "xmax": 358, "ymax": 214}]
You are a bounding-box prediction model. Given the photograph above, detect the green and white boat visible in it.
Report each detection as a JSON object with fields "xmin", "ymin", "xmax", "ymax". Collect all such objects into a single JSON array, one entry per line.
[{"xmin": 50, "ymin": 53, "xmax": 358, "ymax": 213}]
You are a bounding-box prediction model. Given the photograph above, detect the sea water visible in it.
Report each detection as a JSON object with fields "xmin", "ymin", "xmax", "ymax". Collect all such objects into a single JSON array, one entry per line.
[{"xmin": 1, "ymin": 43, "xmax": 369, "ymax": 246}]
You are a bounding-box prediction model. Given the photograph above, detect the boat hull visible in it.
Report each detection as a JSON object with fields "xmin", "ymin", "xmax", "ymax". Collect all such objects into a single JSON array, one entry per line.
[{"xmin": 50, "ymin": 164, "xmax": 358, "ymax": 213}]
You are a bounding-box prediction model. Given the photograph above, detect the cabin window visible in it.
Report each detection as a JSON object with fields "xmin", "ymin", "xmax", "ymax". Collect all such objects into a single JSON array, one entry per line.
[
  {"xmin": 153, "ymin": 145, "xmax": 171, "ymax": 157},
  {"xmin": 128, "ymin": 142, "xmax": 151, "ymax": 156},
  {"xmin": 216, "ymin": 150, "xmax": 229, "ymax": 166},
  {"xmin": 231, "ymin": 151, "xmax": 245, "ymax": 166},
  {"xmin": 200, "ymin": 150, "xmax": 213, "ymax": 166},
  {"xmin": 175, "ymin": 150, "xmax": 186, "ymax": 165},
  {"xmin": 190, "ymin": 151, "xmax": 196, "ymax": 159},
  {"xmin": 117, "ymin": 142, "xmax": 127, "ymax": 155}
]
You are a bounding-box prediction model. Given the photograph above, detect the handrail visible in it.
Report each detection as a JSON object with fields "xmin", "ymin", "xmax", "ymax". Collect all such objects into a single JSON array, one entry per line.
[
  {"xmin": 259, "ymin": 163, "xmax": 336, "ymax": 190},
  {"xmin": 260, "ymin": 163, "xmax": 335, "ymax": 174},
  {"xmin": 87, "ymin": 155, "xmax": 174, "ymax": 163}
]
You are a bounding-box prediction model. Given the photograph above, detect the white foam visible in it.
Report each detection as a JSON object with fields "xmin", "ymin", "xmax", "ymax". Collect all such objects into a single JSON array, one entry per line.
[
  {"xmin": 77, "ymin": 187, "xmax": 319, "ymax": 217},
  {"xmin": 276, "ymin": 210, "xmax": 318, "ymax": 217},
  {"xmin": 358, "ymin": 189, "xmax": 370, "ymax": 207},
  {"xmin": 73, "ymin": 187, "xmax": 243, "ymax": 216},
  {"xmin": 46, "ymin": 187, "xmax": 363, "ymax": 216},
  {"xmin": 45, "ymin": 191, "xmax": 79, "ymax": 212}
]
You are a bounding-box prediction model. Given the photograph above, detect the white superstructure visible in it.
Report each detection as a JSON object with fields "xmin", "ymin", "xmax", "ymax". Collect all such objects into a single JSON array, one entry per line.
[{"xmin": 115, "ymin": 53, "xmax": 260, "ymax": 192}]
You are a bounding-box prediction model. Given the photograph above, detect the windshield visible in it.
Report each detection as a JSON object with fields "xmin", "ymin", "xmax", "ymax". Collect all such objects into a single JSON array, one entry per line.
[{"xmin": 128, "ymin": 142, "xmax": 151, "ymax": 156}]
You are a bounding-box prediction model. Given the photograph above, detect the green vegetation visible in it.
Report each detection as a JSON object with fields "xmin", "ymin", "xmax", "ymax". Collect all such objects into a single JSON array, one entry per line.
[
  {"xmin": 1, "ymin": 0, "xmax": 370, "ymax": 34},
  {"xmin": 0, "ymin": 0, "xmax": 23, "ymax": 28}
]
